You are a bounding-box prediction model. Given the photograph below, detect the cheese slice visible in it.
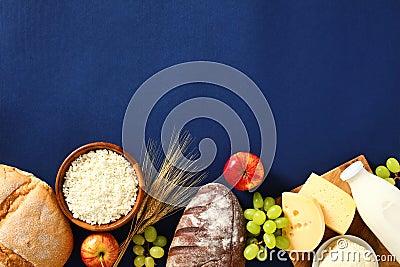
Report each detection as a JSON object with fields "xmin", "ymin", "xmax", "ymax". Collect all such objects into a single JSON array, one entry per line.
[
  {"xmin": 282, "ymin": 192, "xmax": 325, "ymax": 251},
  {"xmin": 299, "ymin": 173, "xmax": 356, "ymax": 235}
]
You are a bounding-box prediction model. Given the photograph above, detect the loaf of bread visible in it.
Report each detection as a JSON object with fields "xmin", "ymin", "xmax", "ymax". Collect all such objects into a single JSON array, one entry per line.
[
  {"xmin": 0, "ymin": 164, "xmax": 73, "ymax": 267},
  {"xmin": 167, "ymin": 183, "xmax": 246, "ymax": 267}
]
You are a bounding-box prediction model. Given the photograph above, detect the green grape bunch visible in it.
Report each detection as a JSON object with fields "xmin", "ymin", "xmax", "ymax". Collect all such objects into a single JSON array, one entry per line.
[
  {"xmin": 242, "ymin": 192, "xmax": 291, "ymax": 262},
  {"xmin": 132, "ymin": 226, "xmax": 168, "ymax": 267},
  {"xmin": 375, "ymin": 157, "xmax": 400, "ymax": 186}
]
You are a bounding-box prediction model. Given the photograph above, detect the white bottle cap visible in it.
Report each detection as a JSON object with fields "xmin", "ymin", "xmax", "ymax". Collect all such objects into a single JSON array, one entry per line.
[{"xmin": 340, "ymin": 161, "xmax": 364, "ymax": 181}]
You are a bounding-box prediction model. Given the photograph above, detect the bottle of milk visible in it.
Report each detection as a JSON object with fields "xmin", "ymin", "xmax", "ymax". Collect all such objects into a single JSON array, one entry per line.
[{"xmin": 340, "ymin": 161, "xmax": 400, "ymax": 263}]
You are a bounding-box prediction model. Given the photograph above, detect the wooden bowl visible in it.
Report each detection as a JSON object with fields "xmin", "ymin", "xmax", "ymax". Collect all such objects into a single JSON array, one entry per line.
[{"xmin": 55, "ymin": 142, "xmax": 145, "ymax": 232}]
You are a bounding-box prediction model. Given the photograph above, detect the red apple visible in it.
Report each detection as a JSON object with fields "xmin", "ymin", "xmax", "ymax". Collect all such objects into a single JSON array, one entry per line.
[
  {"xmin": 223, "ymin": 152, "xmax": 265, "ymax": 191},
  {"xmin": 81, "ymin": 233, "xmax": 119, "ymax": 267}
]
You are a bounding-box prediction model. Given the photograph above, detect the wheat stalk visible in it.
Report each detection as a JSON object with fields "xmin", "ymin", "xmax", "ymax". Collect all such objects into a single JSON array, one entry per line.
[{"xmin": 113, "ymin": 132, "xmax": 206, "ymax": 266}]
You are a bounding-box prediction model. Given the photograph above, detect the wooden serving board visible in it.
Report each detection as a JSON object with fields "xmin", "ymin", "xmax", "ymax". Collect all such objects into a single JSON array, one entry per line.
[{"xmin": 287, "ymin": 155, "xmax": 398, "ymax": 267}]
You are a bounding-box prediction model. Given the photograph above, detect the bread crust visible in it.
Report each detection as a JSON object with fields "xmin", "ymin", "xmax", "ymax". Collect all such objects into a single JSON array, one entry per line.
[
  {"xmin": 167, "ymin": 183, "xmax": 246, "ymax": 267},
  {"xmin": 0, "ymin": 165, "xmax": 73, "ymax": 267}
]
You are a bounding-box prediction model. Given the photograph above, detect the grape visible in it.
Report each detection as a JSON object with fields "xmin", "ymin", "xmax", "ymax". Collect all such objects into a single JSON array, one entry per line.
[
  {"xmin": 385, "ymin": 178, "xmax": 396, "ymax": 185},
  {"xmin": 244, "ymin": 209, "xmax": 257, "ymax": 220},
  {"xmin": 246, "ymin": 237, "xmax": 258, "ymax": 245},
  {"xmin": 274, "ymin": 229, "xmax": 282, "ymax": 237},
  {"xmin": 256, "ymin": 246, "xmax": 268, "ymax": 261},
  {"xmin": 246, "ymin": 221, "xmax": 261, "ymax": 235},
  {"xmin": 144, "ymin": 257, "xmax": 155, "ymax": 267},
  {"xmin": 263, "ymin": 233, "xmax": 276, "ymax": 249},
  {"xmin": 132, "ymin": 234, "xmax": 145, "ymax": 246},
  {"xmin": 153, "ymin": 235, "xmax": 167, "ymax": 247},
  {"xmin": 267, "ymin": 205, "xmax": 282, "ymax": 220},
  {"xmin": 144, "ymin": 226, "xmax": 157, "ymax": 242},
  {"xmin": 262, "ymin": 220, "xmax": 277, "ymax": 234},
  {"xmin": 387, "ymin": 158, "xmax": 400, "ymax": 173},
  {"xmin": 263, "ymin": 197, "xmax": 275, "ymax": 212},
  {"xmin": 276, "ymin": 236, "xmax": 290, "ymax": 250},
  {"xmin": 253, "ymin": 192, "xmax": 264, "ymax": 209},
  {"xmin": 243, "ymin": 244, "xmax": 259, "ymax": 260},
  {"xmin": 375, "ymin": 166, "xmax": 390, "ymax": 178},
  {"xmin": 274, "ymin": 217, "xmax": 290, "ymax": 228},
  {"xmin": 134, "ymin": 255, "xmax": 145, "ymax": 267},
  {"xmin": 133, "ymin": 245, "xmax": 145, "ymax": 256},
  {"xmin": 253, "ymin": 210, "xmax": 267, "ymax": 225},
  {"xmin": 149, "ymin": 246, "xmax": 164, "ymax": 259}
]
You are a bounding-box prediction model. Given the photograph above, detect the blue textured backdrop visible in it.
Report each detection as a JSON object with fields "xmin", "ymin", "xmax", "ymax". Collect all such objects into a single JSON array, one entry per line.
[{"xmin": 1, "ymin": 1, "xmax": 399, "ymax": 266}]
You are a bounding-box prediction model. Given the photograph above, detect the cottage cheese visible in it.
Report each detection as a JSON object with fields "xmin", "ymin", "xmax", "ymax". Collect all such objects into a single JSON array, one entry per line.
[
  {"xmin": 320, "ymin": 238, "xmax": 376, "ymax": 267},
  {"xmin": 63, "ymin": 149, "xmax": 139, "ymax": 225}
]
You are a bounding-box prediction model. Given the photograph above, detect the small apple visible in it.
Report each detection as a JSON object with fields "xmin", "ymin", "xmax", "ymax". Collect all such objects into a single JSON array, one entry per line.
[
  {"xmin": 223, "ymin": 152, "xmax": 265, "ymax": 191},
  {"xmin": 81, "ymin": 233, "xmax": 119, "ymax": 267}
]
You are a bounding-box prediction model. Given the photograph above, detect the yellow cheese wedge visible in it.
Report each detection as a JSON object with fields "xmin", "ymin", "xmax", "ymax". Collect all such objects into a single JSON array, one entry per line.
[
  {"xmin": 299, "ymin": 173, "xmax": 356, "ymax": 235},
  {"xmin": 282, "ymin": 192, "xmax": 325, "ymax": 251}
]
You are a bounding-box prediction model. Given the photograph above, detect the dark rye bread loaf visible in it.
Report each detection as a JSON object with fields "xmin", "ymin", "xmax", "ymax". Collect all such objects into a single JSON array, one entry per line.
[
  {"xmin": 0, "ymin": 165, "xmax": 73, "ymax": 267},
  {"xmin": 167, "ymin": 183, "xmax": 246, "ymax": 267}
]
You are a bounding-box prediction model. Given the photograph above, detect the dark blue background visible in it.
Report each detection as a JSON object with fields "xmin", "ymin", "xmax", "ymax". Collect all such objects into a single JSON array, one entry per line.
[{"xmin": 1, "ymin": 1, "xmax": 399, "ymax": 266}]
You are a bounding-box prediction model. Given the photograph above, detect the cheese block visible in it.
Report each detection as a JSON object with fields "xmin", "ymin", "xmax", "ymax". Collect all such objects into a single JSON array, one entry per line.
[
  {"xmin": 299, "ymin": 173, "xmax": 356, "ymax": 235},
  {"xmin": 282, "ymin": 192, "xmax": 325, "ymax": 251}
]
